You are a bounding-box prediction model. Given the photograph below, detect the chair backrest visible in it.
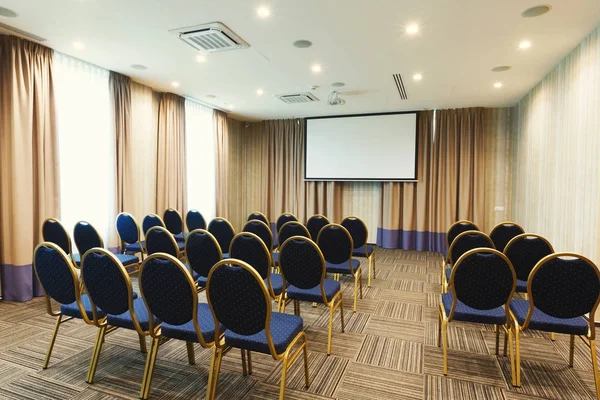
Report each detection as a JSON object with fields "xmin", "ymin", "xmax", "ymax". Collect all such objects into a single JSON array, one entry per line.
[
  {"xmin": 33, "ymin": 242, "xmax": 81, "ymax": 306},
  {"xmin": 186, "ymin": 209, "xmax": 207, "ymax": 231},
  {"xmin": 528, "ymin": 253, "xmax": 600, "ymax": 320},
  {"xmin": 279, "ymin": 236, "xmax": 325, "ymax": 290},
  {"xmin": 163, "ymin": 208, "xmax": 183, "ymax": 235},
  {"xmin": 229, "ymin": 232, "xmax": 271, "ymax": 279},
  {"xmin": 146, "ymin": 226, "xmax": 180, "ymax": 258},
  {"xmin": 142, "ymin": 214, "xmax": 165, "ymax": 237},
  {"xmin": 317, "ymin": 224, "xmax": 355, "ymax": 272},
  {"xmin": 42, "ymin": 218, "xmax": 72, "ymax": 255},
  {"xmin": 504, "ymin": 234, "xmax": 554, "ymax": 282},
  {"xmin": 115, "ymin": 212, "xmax": 141, "ymax": 245},
  {"xmin": 74, "ymin": 221, "xmax": 103, "ymax": 256},
  {"xmin": 489, "ymin": 222, "xmax": 525, "ymax": 252},
  {"xmin": 341, "ymin": 216, "xmax": 368, "ymax": 249},
  {"xmin": 247, "ymin": 211, "xmax": 269, "ymax": 226},
  {"xmin": 242, "ymin": 220, "xmax": 273, "ymax": 251},
  {"xmin": 185, "ymin": 229, "xmax": 222, "ymax": 279},
  {"xmin": 306, "ymin": 214, "xmax": 330, "ymax": 241},
  {"xmin": 278, "ymin": 221, "xmax": 310, "ymax": 247},
  {"xmin": 447, "ymin": 220, "xmax": 480, "ymax": 248},
  {"xmin": 276, "ymin": 213, "xmax": 298, "ymax": 233},
  {"xmin": 207, "ymin": 218, "xmax": 235, "ymax": 254},
  {"xmin": 447, "ymin": 230, "xmax": 494, "ymax": 265},
  {"xmin": 448, "ymin": 249, "xmax": 515, "ymax": 314}
]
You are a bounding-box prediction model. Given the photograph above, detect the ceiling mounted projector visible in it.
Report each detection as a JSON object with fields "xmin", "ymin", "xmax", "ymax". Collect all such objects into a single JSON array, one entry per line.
[{"xmin": 327, "ymin": 91, "xmax": 346, "ymax": 106}]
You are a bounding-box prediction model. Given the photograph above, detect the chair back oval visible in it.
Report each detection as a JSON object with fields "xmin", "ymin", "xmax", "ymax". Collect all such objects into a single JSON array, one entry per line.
[
  {"xmin": 242, "ymin": 220, "xmax": 273, "ymax": 251},
  {"xmin": 142, "ymin": 214, "xmax": 165, "ymax": 237},
  {"xmin": 186, "ymin": 229, "xmax": 223, "ymax": 279},
  {"xmin": 229, "ymin": 232, "xmax": 271, "ymax": 279},
  {"xmin": 447, "ymin": 220, "xmax": 480, "ymax": 248},
  {"xmin": 317, "ymin": 224, "xmax": 354, "ymax": 266},
  {"xmin": 42, "ymin": 218, "xmax": 72, "ymax": 255},
  {"xmin": 529, "ymin": 253, "xmax": 600, "ymax": 319},
  {"xmin": 279, "ymin": 236, "xmax": 325, "ymax": 289},
  {"xmin": 276, "ymin": 213, "xmax": 298, "ymax": 234},
  {"xmin": 504, "ymin": 234, "xmax": 554, "ymax": 282},
  {"xmin": 33, "ymin": 242, "xmax": 80, "ymax": 305},
  {"xmin": 447, "ymin": 231, "xmax": 494, "ymax": 265},
  {"xmin": 341, "ymin": 216, "xmax": 368, "ymax": 249},
  {"xmin": 207, "ymin": 259, "xmax": 270, "ymax": 336},
  {"xmin": 116, "ymin": 213, "xmax": 141, "ymax": 245},
  {"xmin": 145, "ymin": 226, "xmax": 179, "ymax": 258},
  {"xmin": 278, "ymin": 221, "xmax": 310, "ymax": 246},
  {"xmin": 450, "ymin": 249, "xmax": 516, "ymax": 311},
  {"xmin": 163, "ymin": 208, "xmax": 183, "ymax": 235},
  {"xmin": 207, "ymin": 218, "xmax": 235, "ymax": 254},
  {"xmin": 489, "ymin": 222, "xmax": 525, "ymax": 252},
  {"xmin": 186, "ymin": 209, "xmax": 207, "ymax": 231},
  {"xmin": 74, "ymin": 221, "xmax": 103, "ymax": 256},
  {"xmin": 140, "ymin": 253, "xmax": 197, "ymax": 326},
  {"xmin": 247, "ymin": 211, "xmax": 269, "ymax": 226},
  {"xmin": 306, "ymin": 214, "xmax": 330, "ymax": 241}
]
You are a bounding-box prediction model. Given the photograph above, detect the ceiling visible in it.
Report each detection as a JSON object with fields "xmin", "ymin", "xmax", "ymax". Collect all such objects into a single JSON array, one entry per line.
[{"xmin": 1, "ymin": 0, "xmax": 599, "ymax": 120}]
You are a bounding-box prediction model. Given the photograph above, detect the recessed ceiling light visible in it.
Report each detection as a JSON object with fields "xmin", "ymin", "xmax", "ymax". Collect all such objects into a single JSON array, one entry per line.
[
  {"xmin": 331, "ymin": 82, "xmax": 345, "ymax": 87},
  {"xmin": 521, "ymin": 5, "xmax": 552, "ymax": 18},
  {"xmin": 73, "ymin": 41, "xmax": 85, "ymax": 50},
  {"xmin": 205, "ymin": 94, "xmax": 216, "ymax": 99},
  {"xmin": 257, "ymin": 6, "xmax": 270, "ymax": 18},
  {"xmin": 406, "ymin": 23, "xmax": 419, "ymax": 35},
  {"xmin": 413, "ymin": 73, "xmax": 423, "ymax": 81},
  {"xmin": 256, "ymin": 88, "xmax": 264, "ymax": 96},
  {"xmin": 293, "ymin": 39, "xmax": 313, "ymax": 49},
  {"xmin": 311, "ymin": 64, "xmax": 322, "ymax": 73},
  {"xmin": 0, "ymin": 6, "xmax": 18, "ymax": 17},
  {"xmin": 196, "ymin": 54, "xmax": 207, "ymax": 63},
  {"xmin": 171, "ymin": 81, "xmax": 180, "ymax": 88},
  {"xmin": 229, "ymin": 104, "xmax": 235, "ymax": 109},
  {"xmin": 491, "ymin": 66, "xmax": 511, "ymax": 72},
  {"xmin": 494, "ymin": 82, "xmax": 503, "ymax": 88},
  {"xmin": 131, "ymin": 64, "xmax": 148, "ymax": 70},
  {"xmin": 519, "ymin": 40, "xmax": 532, "ymax": 50}
]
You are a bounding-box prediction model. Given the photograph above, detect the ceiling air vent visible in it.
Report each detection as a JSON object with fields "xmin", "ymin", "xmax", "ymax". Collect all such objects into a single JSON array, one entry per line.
[
  {"xmin": 171, "ymin": 22, "xmax": 249, "ymax": 53},
  {"xmin": 393, "ymin": 73, "xmax": 408, "ymax": 100},
  {"xmin": 276, "ymin": 92, "xmax": 319, "ymax": 104}
]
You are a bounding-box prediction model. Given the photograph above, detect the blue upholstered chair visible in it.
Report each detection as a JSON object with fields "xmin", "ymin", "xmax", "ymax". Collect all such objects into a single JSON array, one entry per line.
[
  {"xmin": 186, "ymin": 209, "xmax": 206, "ymax": 231},
  {"xmin": 503, "ymin": 233, "xmax": 554, "ymax": 295},
  {"xmin": 163, "ymin": 208, "xmax": 186, "ymax": 242},
  {"xmin": 489, "ymin": 222, "xmax": 525, "ymax": 253},
  {"xmin": 508, "ymin": 253, "xmax": 600, "ymax": 395},
  {"xmin": 442, "ymin": 230, "xmax": 495, "ymax": 292},
  {"xmin": 274, "ymin": 213, "xmax": 298, "ymax": 248},
  {"xmin": 247, "ymin": 211, "xmax": 269, "ymax": 226},
  {"xmin": 145, "ymin": 226, "xmax": 185, "ymax": 258},
  {"xmin": 275, "ymin": 221, "xmax": 310, "ymax": 266},
  {"xmin": 207, "ymin": 217, "xmax": 235, "ymax": 258},
  {"xmin": 116, "ymin": 212, "xmax": 146, "ymax": 259},
  {"xmin": 142, "ymin": 214, "xmax": 165, "ymax": 237},
  {"xmin": 342, "ymin": 216, "xmax": 376, "ymax": 287},
  {"xmin": 73, "ymin": 221, "xmax": 140, "ymax": 271},
  {"xmin": 317, "ymin": 224, "xmax": 363, "ymax": 312},
  {"xmin": 42, "ymin": 218, "xmax": 80, "ymax": 266},
  {"xmin": 243, "ymin": 220, "xmax": 274, "ymax": 252},
  {"xmin": 33, "ymin": 242, "xmax": 100, "ymax": 369},
  {"xmin": 446, "ymin": 220, "xmax": 480, "ymax": 249},
  {"xmin": 80, "ymin": 248, "xmax": 154, "ymax": 384},
  {"xmin": 206, "ymin": 259, "xmax": 310, "ymax": 400},
  {"xmin": 139, "ymin": 253, "xmax": 221, "ymax": 400},
  {"xmin": 306, "ymin": 214, "xmax": 330, "ymax": 242},
  {"xmin": 185, "ymin": 229, "xmax": 222, "ymax": 290},
  {"xmin": 439, "ymin": 248, "xmax": 516, "ymax": 376},
  {"xmin": 279, "ymin": 236, "xmax": 344, "ymax": 355}
]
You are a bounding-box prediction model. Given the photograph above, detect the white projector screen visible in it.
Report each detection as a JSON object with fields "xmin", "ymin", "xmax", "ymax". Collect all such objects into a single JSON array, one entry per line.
[{"xmin": 305, "ymin": 112, "xmax": 418, "ymax": 181}]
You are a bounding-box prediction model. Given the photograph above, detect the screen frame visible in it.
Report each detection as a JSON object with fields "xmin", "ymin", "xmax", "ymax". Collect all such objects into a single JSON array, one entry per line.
[{"xmin": 304, "ymin": 111, "xmax": 420, "ymax": 182}]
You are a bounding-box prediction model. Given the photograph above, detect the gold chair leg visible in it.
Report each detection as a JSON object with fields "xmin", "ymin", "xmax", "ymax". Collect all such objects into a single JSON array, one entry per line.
[
  {"xmin": 371, "ymin": 253, "xmax": 376, "ymax": 281},
  {"xmin": 207, "ymin": 347, "xmax": 224, "ymax": 400},
  {"xmin": 367, "ymin": 255, "xmax": 372, "ymax": 287},
  {"xmin": 437, "ymin": 311, "xmax": 442, "ymax": 348},
  {"xmin": 507, "ymin": 325, "xmax": 516, "ymax": 387},
  {"xmin": 247, "ymin": 351, "xmax": 253, "ymax": 375},
  {"xmin": 339, "ymin": 297, "xmax": 345, "ymax": 333},
  {"xmin": 569, "ymin": 335, "xmax": 575, "ymax": 367},
  {"xmin": 551, "ymin": 332, "xmax": 555, "ymax": 341},
  {"xmin": 442, "ymin": 318, "xmax": 448, "ymax": 375},
  {"xmin": 312, "ymin": 302, "xmax": 317, "ymax": 308},
  {"xmin": 327, "ymin": 303, "xmax": 335, "ymax": 355},
  {"xmin": 495, "ymin": 324, "xmax": 500, "ymax": 356},
  {"xmin": 359, "ymin": 270, "xmax": 363, "ymax": 299},
  {"xmin": 186, "ymin": 341, "xmax": 195, "ymax": 365},
  {"xmin": 303, "ymin": 340, "xmax": 310, "ymax": 388},
  {"xmin": 86, "ymin": 325, "xmax": 107, "ymax": 384},
  {"xmin": 43, "ymin": 314, "xmax": 63, "ymax": 369},
  {"xmin": 589, "ymin": 339, "xmax": 600, "ymax": 400},
  {"xmin": 140, "ymin": 337, "xmax": 160, "ymax": 400},
  {"xmin": 503, "ymin": 329, "xmax": 508, "ymax": 357},
  {"xmin": 241, "ymin": 348, "xmax": 247, "ymax": 376},
  {"xmin": 515, "ymin": 325, "xmax": 521, "ymax": 387},
  {"xmin": 279, "ymin": 354, "xmax": 289, "ymax": 400},
  {"xmin": 353, "ymin": 275, "xmax": 358, "ymax": 313},
  {"xmin": 139, "ymin": 333, "xmax": 147, "ymax": 353},
  {"xmin": 294, "ymin": 300, "xmax": 300, "ymax": 316}
]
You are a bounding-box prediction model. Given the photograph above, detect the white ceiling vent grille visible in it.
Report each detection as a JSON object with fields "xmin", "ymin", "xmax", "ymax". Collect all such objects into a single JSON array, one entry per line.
[
  {"xmin": 393, "ymin": 73, "xmax": 408, "ymax": 100},
  {"xmin": 172, "ymin": 22, "xmax": 249, "ymax": 53},
  {"xmin": 276, "ymin": 92, "xmax": 319, "ymax": 104}
]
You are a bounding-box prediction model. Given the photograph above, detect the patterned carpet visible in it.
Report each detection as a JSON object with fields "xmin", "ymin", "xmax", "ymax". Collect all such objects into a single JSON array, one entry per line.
[{"xmin": 0, "ymin": 248, "xmax": 597, "ymax": 399}]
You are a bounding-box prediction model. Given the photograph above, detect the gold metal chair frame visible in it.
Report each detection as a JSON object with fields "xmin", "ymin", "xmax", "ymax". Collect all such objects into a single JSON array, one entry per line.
[
  {"xmin": 206, "ymin": 259, "xmax": 310, "ymax": 400},
  {"xmin": 342, "ymin": 215, "xmax": 376, "ymax": 287},
  {"xmin": 164, "ymin": 207, "xmax": 185, "ymax": 235},
  {"xmin": 142, "ymin": 213, "xmax": 166, "ymax": 236},
  {"xmin": 146, "ymin": 226, "xmax": 185, "ymax": 261},
  {"xmin": 42, "ymin": 217, "xmax": 79, "ymax": 269},
  {"xmin": 242, "ymin": 219, "xmax": 275, "ymax": 252},
  {"xmin": 445, "ymin": 220, "xmax": 480, "ymax": 250},
  {"xmin": 275, "ymin": 212, "xmax": 299, "ymax": 248},
  {"xmin": 186, "ymin": 209, "xmax": 206, "ymax": 232},
  {"xmin": 247, "ymin": 210, "xmax": 269, "ymax": 225},
  {"xmin": 207, "ymin": 217, "xmax": 236, "ymax": 253},
  {"xmin": 489, "ymin": 221, "xmax": 525, "ymax": 252},
  {"xmin": 115, "ymin": 212, "xmax": 146, "ymax": 263},
  {"xmin": 185, "ymin": 229, "xmax": 223, "ymax": 293}
]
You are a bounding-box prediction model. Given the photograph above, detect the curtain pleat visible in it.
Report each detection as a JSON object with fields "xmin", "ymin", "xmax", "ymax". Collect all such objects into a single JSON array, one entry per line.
[
  {"xmin": 110, "ymin": 72, "xmax": 131, "ymax": 214},
  {"xmin": 214, "ymin": 110, "xmax": 230, "ymax": 218}
]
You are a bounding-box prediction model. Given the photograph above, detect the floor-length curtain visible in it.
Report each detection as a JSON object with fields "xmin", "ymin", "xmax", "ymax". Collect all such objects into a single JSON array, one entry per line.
[
  {"xmin": 156, "ymin": 93, "xmax": 187, "ymax": 217},
  {"xmin": 214, "ymin": 110, "xmax": 230, "ymax": 218},
  {"xmin": 0, "ymin": 36, "xmax": 59, "ymax": 301},
  {"xmin": 111, "ymin": 72, "xmax": 132, "ymax": 214}
]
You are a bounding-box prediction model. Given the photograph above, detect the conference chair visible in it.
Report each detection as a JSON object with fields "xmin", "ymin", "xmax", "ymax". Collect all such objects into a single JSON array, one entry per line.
[
  {"xmin": 145, "ymin": 226, "xmax": 185, "ymax": 258},
  {"xmin": 138, "ymin": 253, "xmax": 221, "ymax": 400},
  {"xmin": 446, "ymin": 220, "xmax": 480, "ymax": 249},
  {"xmin": 80, "ymin": 248, "xmax": 155, "ymax": 384},
  {"xmin": 207, "ymin": 217, "xmax": 235, "ymax": 258},
  {"xmin": 489, "ymin": 222, "xmax": 525, "ymax": 252},
  {"xmin": 439, "ymin": 249, "xmax": 516, "ymax": 376},
  {"xmin": 247, "ymin": 211, "xmax": 269, "ymax": 226},
  {"xmin": 503, "ymin": 233, "xmax": 554, "ymax": 295},
  {"xmin": 115, "ymin": 212, "xmax": 146, "ymax": 260},
  {"xmin": 242, "ymin": 219, "xmax": 276, "ymax": 265},
  {"xmin": 73, "ymin": 221, "xmax": 139, "ymax": 271},
  {"xmin": 306, "ymin": 214, "xmax": 330, "ymax": 241},
  {"xmin": 33, "ymin": 242, "xmax": 99, "ymax": 369},
  {"xmin": 142, "ymin": 214, "xmax": 165, "ymax": 237},
  {"xmin": 317, "ymin": 224, "xmax": 363, "ymax": 312},
  {"xmin": 274, "ymin": 212, "xmax": 298, "ymax": 248},
  {"xmin": 341, "ymin": 216, "xmax": 376, "ymax": 287},
  {"xmin": 163, "ymin": 208, "xmax": 185, "ymax": 242},
  {"xmin": 206, "ymin": 259, "xmax": 310, "ymax": 400},
  {"xmin": 41, "ymin": 218, "xmax": 78, "ymax": 266},
  {"xmin": 186, "ymin": 209, "xmax": 207, "ymax": 231},
  {"xmin": 508, "ymin": 253, "xmax": 600, "ymax": 398},
  {"xmin": 279, "ymin": 236, "xmax": 344, "ymax": 355},
  {"xmin": 276, "ymin": 221, "xmax": 310, "ymax": 266},
  {"xmin": 185, "ymin": 229, "xmax": 222, "ymax": 290}
]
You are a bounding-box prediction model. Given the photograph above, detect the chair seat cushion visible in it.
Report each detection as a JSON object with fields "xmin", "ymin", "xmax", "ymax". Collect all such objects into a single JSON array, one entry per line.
[
  {"xmin": 61, "ymin": 294, "xmax": 105, "ymax": 320},
  {"xmin": 225, "ymin": 312, "xmax": 303, "ymax": 354},
  {"xmin": 272, "ymin": 252, "xmax": 278, "ymax": 265},
  {"xmin": 177, "ymin": 241, "xmax": 185, "ymax": 251},
  {"xmin": 174, "ymin": 233, "xmax": 189, "ymax": 243},
  {"xmin": 510, "ymin": 299, "xmax": 589, "ymax": 335},
  {"xmin": 115, "ymin": 254, "xmax": 140, "ymax": 266},
  {"xmin": 197, "ymin": 276, "xmax": 208, "ymax": 288},
  {"xmin": 73, "ymin": 253, "xmax": 81, "ymax": 266},
  {"xmin": 287, "ymin": 279, "xmax": 341, "ymax": 303},
  {"xmin": 516, "ymin": 279, "xmax": 527, "ymax": 293},
  {"xmin": 107, "ymin": 297, "xmax": 158, "ymax": 331},
  {"xmin": 445, "ymin": 268, "xmax": 451, "ymax": 282},
  {"xmin": 273, "ymin": 237, "xmax": 279, "ymax": 248},
  {"xmin": 326, "ymin": 259, "xmax": 360, "ymax": 274},
  {"xmin": 222, "ymin": 252, "xmax": 229, "ymax": 259},
  {"xmin": 161, "ymin": 303, "xmax": 221, "ymax": 343},
  {"xmin": 268, "ymin": 274, "xmax": 284, "ymax": 296},
  {"xmin": 124, "ymin": 241, "xmax": 145, "ymax": 253},
  {"xmin": 353, "ymin": 245, "xmax": 374, "ymax": 257},
  {"xmin": 442, "ymin": 293, "xmax": 507, "ymax": 325}
]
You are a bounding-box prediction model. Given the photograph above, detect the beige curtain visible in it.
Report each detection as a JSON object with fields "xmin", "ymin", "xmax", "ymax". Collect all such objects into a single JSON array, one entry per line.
[
  {"xmin": 214, "ymin": 110, "xmax": 230, "ymax": 218},
  {"xmin": 156, "ymin": 93, "xmax": 187, "ymax": 217},
  {"xmin": 0, "ymin": 35, "xmax": 60, "ymax": 301},
  {"xmin": 110, "ymin": 72, "xmax": 131, "ymax": 213}
]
